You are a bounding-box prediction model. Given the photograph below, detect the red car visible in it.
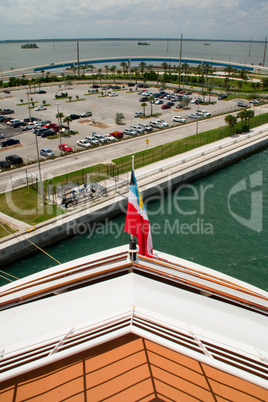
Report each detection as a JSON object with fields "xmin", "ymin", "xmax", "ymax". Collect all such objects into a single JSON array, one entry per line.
[
  {"xmin": 109, "ymin": 131, "xmax": 123, "ymax": 138},
  {"xmin": 58, "ymin": 144, "xmax": 73, "ymax": 152},
  {"xmin": 43, "ymin": 123, "xmax": 59, "ymax": 132},
  {"xmin": 161, "ymin": 104, "xmax": 171, "ymax": 109}
]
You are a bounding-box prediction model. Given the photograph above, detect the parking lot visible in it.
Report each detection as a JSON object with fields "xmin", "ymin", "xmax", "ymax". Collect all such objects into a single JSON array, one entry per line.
[{"xmin": 0, "ymin": 83, "xmax": 244, "ymax": 165}]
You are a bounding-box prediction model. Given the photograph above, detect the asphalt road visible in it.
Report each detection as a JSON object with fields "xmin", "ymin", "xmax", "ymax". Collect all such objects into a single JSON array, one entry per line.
[{"xmin": 0, "ymin": 84, "xmax": 265, "ymax": 194}]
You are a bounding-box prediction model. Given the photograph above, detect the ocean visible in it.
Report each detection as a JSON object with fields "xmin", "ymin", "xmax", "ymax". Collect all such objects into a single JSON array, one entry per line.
[
  {"xmin": 0, "ymin": 39, "xmax": 266, "ymax": 72},
  {"xmin": 2, "ymin": 149, "xmax": 267, "ymax": 291}
]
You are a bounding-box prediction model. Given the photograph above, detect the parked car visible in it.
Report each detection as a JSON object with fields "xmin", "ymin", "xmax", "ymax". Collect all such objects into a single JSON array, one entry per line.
[
  {"xmin": 139, "ymin": 96, "xmax": 148, "ymax": 102},
  {"xmin": 21, "ymin": 122, "xmax": 36, "ymax": 130},
  {"xmin": 176, "ymin": 104, "xmax": 183, "ymax": 109},
  {"xmin": 0, "ymin": 133, "xmax": 5, "ymax": 139},
  {"xmin": 12, "ymin": 121, "xmax": 27, "ymax": 128},
  {"xmin": 34, "ymin": 127, "xmax": 49, "ymax": 136},
  {"xmin": 55, "ymin": 92, "xmax": 68, "ymax": 99},
  {"xmin": 84, "ymin": 136, "xmax": 100, "ymax": 145},
  {"xmin": 134, "ymin": 112, "xmax": 144, "ymax": 118},
  {"xmin": 24, "ymin": 117, "xmax": 39, "ymax": 123},
  {"xmin": 150, "ymin": 121, "xmax": 162, "ymax": 128},
  {"xmin": 218, "ymin": 95, "xmax": 227, "ymax": 100},
  {"xmin": 0, "ymin": 160, "xmax": 11, "ymax": 170},
  {"xmin": 161, "ymin": 104, "xmax": 171, "ymax": 109},
  {"xmin": 109, "ymin": 92, "xmax": 118, "ymax": 97},
  {"xmin": 3, "ymin": 90, "xmax": 10, "ymax": 94},
  {"xmin": 237, "ymin": 102, "xmax": 248, "ymax": 107},
  {"xmin": 35, "ymin": 106, "xmax": 47, "ymax": 111},
  {"xmin": 37, "ymin": 90, "xmax": 46, "ymax": 94},
  {"xmin": 69, "ymin": 114, "xmax": 80, "ymax": 120},
  {"xmin": 5, "ymin": 154, "xmax": 23, "ymax": 165},
  {"xmin": 40, "ymin": 148, "xmax": 55, "ymax": 157},
  {"xmin": 188, "ymin": 113, "xmax": 198, "ymax": 119},
  {"xmin": 156, "ymin": 119, "xmax": 169, "ymax": 127},
  {"xmin": 127, "ymin": 82, "xmax": 135, "ymax": 87},
  {"xmin": 58, "ymin": 144, "xmax": 73, "ymax": 152},
  {"xmin": 91, "ymin": 133, "xmax": 110, "ymax": 143},
  {"xmin": 173, "ymin": 116, "xmax": 186, "ymax": 123},
  {"xmin": 1, "ymin": 138, "xmax": 20, "ymax": 147},
  {"xmin": 249, "ymin": 99, "xmax": 260, "ymax": 105},
  {"xmin": 80, "ymin": 111, "xmax": 92, "ymax": 117},
  {"xmin": 140, "ymin": 124, "xmax": 152, "ymax": 131},
  {"xmin": 200, "ymin": 110, "xmax": 211, "ymax": 117},
  {"xmin": 123, "ymin": 128, "xmax": 138, "ymax": 136},
  {"xmin": 102, "ymin": 134, "xmax": 117, "ymax": 141},
  {"xmin": 40, "ymin": 129, "xmax": 55, "ymax": 138},
  {"xmin": 92, "ymin": 84, "xmax": 100, "ymax": 88},
  {"xmin": 7, "ymin": 119, "xmax": 21, "ymax": 126},
  {"xmin": 130, "ymin": 125, "xmax": 145, "ymax": 133},
  {"xmin": 43, "ymin": 123, "xmax": 59, "ymax": 131},
  {"xmin": 1, "ymin": 109, "xmax": 14, "ymax": 114},
  {"xmin": 154, "ymin": 99, "xmax": 164, "ymax": 105},
  {"xmin": 77, "ymin": 140, "xmax": 92, "ymax": 148},
  {"xmin": 109, "ymin": 131, "xmax": 123, "ymax": 138}
]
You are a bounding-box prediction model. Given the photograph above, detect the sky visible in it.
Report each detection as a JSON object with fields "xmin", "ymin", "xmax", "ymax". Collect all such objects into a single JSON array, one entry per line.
[{"xmin": 0, "ymin": 0, "xmax": 267, "ymax": 41}]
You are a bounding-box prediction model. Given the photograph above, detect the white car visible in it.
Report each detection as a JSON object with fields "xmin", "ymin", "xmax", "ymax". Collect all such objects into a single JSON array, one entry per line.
[
  {"xmin": 7, "ymin": 119, "xmax": 21, "ymax": 125},
  {"xmin": 109, "ymin": 92, "xmax": 118, "ymax": 97},
  {"xmin": 140, "ymin": 124, "xmax": 152, "ymax": 131},
  {"xmin": 123, "ymin": 128, "xmax": 138, "ymax": 136},
  {"xmin": 150, "ymin": 121, "xmax": 163, "ymax": 128},
  {"xmin": 173, "ymin": 116, "xmax": 186, "ymax": 123},
  {"xmin": 156, "ymin": 119, "xmax": 169, "ymax": 127},
  {"xmin": 91, "ymin": 133, "xmax": 110, "ymax": 143},
  {"xmin": 200, "ymin": 110, "xmax": 211, "ymax": 117},
  {"xmin": 103, "ymin": 134, "xmax": 117, "ymax": 141},
  {"xmin": 77, "ymin": 139, "xmax": 92, "ymax": 148},
  {"xmin": 85, "ymin": 136, "xmax": 100, "ymax": 145},
  {"xmin": 35, "ymin": 106, "xmax": 47, "ymax": 111},
  {"xmin": 130, "ymin": 125, "xmax": 145, "ymax": 133},
  {"xmin": 188, "ymin": 113, "xmax": 198, "ymax": 119}
]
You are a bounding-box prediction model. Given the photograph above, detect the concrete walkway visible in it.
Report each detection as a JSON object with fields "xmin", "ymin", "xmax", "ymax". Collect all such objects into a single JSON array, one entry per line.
[{"xmin": 0, "ymin": 212, "xmax": 30, "ymax": 232}]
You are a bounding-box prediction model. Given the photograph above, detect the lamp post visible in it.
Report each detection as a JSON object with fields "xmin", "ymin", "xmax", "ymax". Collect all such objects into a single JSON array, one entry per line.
[
  {"xmin": 56, "ymin": 103, "xmax": 62, "ymax": 155},
  {"xmin": 196, "ymin": 92, "xmax": 200, "ymax": 135},
  {"xmin": 35, "ymin": 130, "xmax": 45, "ymax": 205},
  {"xmin": 27, "ymin": 86, "xmax": 32, "ymax": 122}
]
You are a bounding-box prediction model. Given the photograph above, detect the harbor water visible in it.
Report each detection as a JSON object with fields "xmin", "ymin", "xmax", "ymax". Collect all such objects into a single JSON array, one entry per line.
[
  {"xmin": 2, "ymin": 149, "xmax": 267, "ymax": 291},
  {"xmin": 0, "ymin": 39, "xmax": 266, "ymax": 72}
]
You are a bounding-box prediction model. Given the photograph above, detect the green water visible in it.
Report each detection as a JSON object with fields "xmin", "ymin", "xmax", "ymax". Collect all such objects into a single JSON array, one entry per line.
[{"xmin": 2, "ymin": 149, "xmax": 268, "ymax": 290}]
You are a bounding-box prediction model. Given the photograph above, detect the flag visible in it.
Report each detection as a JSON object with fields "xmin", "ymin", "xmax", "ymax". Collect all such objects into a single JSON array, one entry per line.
[{"xmin": 124, "ymin": 169, "xmax": 153, "ymax": 257}]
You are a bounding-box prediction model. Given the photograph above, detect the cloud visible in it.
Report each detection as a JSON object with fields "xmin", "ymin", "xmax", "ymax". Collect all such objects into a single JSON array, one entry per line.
[{"xmin": 0, "ymin": 0, "xmax": 267, "ymax": 40}]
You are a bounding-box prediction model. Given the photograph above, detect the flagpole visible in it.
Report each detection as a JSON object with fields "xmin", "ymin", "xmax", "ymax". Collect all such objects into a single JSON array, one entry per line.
[{"xmin": 131, "ymin": 155, "xmax": 135, "ymax": 241}]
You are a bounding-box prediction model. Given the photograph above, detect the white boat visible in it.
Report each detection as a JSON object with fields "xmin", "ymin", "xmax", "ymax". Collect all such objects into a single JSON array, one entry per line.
[{"xmin": 0, "ymin": 244, "xmax": 268, "ymax": 401}]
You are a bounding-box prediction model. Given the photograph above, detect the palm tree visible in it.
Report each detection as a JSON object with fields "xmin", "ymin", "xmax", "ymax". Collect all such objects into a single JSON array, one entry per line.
[
  {"xmin": 110, "ymin": 65, "xmax": 116, "ymax": 83},
  {"xmin": 63, "ymin": 116, "xmax": 72, "ymax": 132},
  {"xmin": 246, "ymin": 109, "xmax": 255, "ymax": 128},
  {"xmin": 120, "ymin": 62, "xmax": 127, "ymax": 77},
  {"xmin": 207, "ymin": 85, "xmax": 213, "ymax": 103},
  {"xmin": 237, "ymin": 110, "xmax": 247, "ymax": 131},
  {"xmin": 141, "ymin": 102, "xmax": 147, "ymax": 116},
  {"xmin": 161, "ymin": 62, "xmax": 168, "ymax": 74},
  {"xmin": 149, "ymin": 96, "xmax": 154, "ymax": 116},
  {"xmin": 133, "ymin": 67, "xmax": 138, "ymax": 84},
  {"xmin": 139, "ymin": 62, "xmax": 146, "ymax": 75},
  {"xmin": 105, "ymin": 65, "xmax": 110, "ymax": 81},
  {"xmin": 225, "ymin": 115, "xmax": 237, "ymax": 135},
  {"xmin": 97, "ymin": 68, "xmax": 102, "ymax": 84},
  {"xmin": 56, "ymin": 112, "xmax": 65, "ymax": 128}
]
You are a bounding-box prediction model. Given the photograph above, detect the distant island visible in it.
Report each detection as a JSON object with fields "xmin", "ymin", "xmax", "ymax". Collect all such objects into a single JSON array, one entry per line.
[
  {"xmin": 138, "ymin": 42, "xmax": 150, "ymax": 46},
  {"xmin": 21, "ymin": 43, "xmax": 39, "ymax": 49}
]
